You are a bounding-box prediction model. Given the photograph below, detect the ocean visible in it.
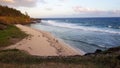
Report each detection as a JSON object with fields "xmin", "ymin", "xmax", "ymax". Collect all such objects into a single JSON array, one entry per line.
[{"xmin": 30, "ymin": 17, "xmax": 120, "ymax": 54}]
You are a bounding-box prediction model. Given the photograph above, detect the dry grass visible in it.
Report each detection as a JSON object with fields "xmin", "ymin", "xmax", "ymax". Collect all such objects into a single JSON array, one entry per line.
[
  {"xmin": 0, "ymin": 16, "xmax": 31, "ymax": 24},
  {"xmin": 0, "ymin": 63, "xmax": 98, "ymax": 68},
  {"xmin": 0, "ymin": 48, "xmax": 119, "ymax": 68}
]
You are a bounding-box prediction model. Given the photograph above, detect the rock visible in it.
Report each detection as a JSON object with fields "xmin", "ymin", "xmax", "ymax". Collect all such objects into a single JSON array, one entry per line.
[
  {"xmin": 116, "ymin": 55, "xmax": 120, "ymax": 60},
  {"xmin": 0, "ymin": 23, "xmax": 7, "ymax": 30},
  {"xmin": 95, "ymin": 49, "xmax": 102, "ymax": 53},
  {"xmin": 108, "ymin": 47, "xmax": 120, "ymax": 52}
]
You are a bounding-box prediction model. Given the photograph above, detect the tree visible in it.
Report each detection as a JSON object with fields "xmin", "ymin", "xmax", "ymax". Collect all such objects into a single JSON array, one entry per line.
[{"xmin": 25, "ymin": 11, "xmax": 30, "ymax": 18}]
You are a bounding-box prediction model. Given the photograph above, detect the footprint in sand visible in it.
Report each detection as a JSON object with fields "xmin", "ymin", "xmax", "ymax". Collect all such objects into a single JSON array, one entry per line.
[
  {"xmin": 18, "ymin": 43, "xmax": 22, "ymax": 46},
  {"xmin": 42, "ymin": 34, "xmax": 45, "ymax": 37},
  {"xmin": 38, "ymin": 35, "xmax": 40, "ymax": 37},
  {"xmin": 28, "ymin": 47, "xmax": 32, "ymax": 50}
]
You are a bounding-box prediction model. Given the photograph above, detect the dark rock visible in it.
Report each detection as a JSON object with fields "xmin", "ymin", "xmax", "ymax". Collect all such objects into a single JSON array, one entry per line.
[
  {"xmin": 31, "ymin": 18, "xmax": 41, "ymax": 23},
  {"xmin": 85, "ymin": 49, "xmax": 102, "ymax": 56},
  {"xmin": 116, "ymin": 55, "xmax": 120, "ymax": 60},
  {"xmin": 0, "ymin": 23, "xmax": 7, "ymax": 30},
  {"xmin": 107, "ymin": 47, "xmax": 120, "ymax": 52},
  {"xmin": 95, "ymin": 49, "xmax": 102, "ymax": 53},
  {"xmin": 84, "ymin": 53, "xmax": 94, "ymax": 56}
]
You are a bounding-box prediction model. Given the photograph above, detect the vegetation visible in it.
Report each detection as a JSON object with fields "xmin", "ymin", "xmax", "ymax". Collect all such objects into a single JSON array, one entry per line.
[
  {"xmin": 0, "ymin": 5, "xmax": 31, "ymax": 25},
  {"xmin": 0, "ymin": 25, "xmax": 28, "ymax": 47},
  {"xmin": 0, "ymin": 5, "xmax": 29, "ymax": 47},
  {"xmin": 0, "ymin": 5, "xmax": 119, "ymax": 68},
  {"xmin": 0, "ymin": 5, "xmax": 24, "ymax": 17},
  {"xmin": 0, "ymin": 46, "xmax": 119, "ymax": 68}
]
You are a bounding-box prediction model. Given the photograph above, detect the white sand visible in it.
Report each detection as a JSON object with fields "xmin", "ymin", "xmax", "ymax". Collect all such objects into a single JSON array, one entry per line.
[{"xmin": 5, "ymin": 24, "xmax": 85, "ymax": 56}]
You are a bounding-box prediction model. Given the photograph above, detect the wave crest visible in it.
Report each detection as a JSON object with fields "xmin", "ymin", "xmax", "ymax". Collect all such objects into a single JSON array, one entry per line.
[{"xmin": 41, "ymin": 20, "xmax": 120, "ymax": 34}]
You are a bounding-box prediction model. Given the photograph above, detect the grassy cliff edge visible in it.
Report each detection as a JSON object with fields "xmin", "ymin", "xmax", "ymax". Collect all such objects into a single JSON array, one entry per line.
[{"xmin": 0, "ymin": 46, "xmax": 119, "ymax": 68}]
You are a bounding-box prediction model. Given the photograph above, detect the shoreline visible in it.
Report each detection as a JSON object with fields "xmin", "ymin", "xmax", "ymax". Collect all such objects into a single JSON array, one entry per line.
[{"xmin": 5, "ymin": 24, "xmax": 84, "ymax": 56}]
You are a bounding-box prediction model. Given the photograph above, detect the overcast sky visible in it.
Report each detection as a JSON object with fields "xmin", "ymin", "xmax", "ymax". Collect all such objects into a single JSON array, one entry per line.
[{"xmin": 0, "ymin": 0, "xmax": 120, "ymax": 18}]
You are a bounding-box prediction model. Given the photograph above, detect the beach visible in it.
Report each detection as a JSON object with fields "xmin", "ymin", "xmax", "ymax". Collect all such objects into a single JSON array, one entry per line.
[
  {"xmin": 5, "ymin": 24, "xmax": 84, "ymax": 56},
  {"xmin": 31, "ymin": 18, "xmax": 120, "ymax": 53}
]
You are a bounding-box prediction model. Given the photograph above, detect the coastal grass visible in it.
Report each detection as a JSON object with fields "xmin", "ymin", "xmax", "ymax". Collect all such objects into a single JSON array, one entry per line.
[
  {"xmin": 0, "ymin": 47, "xmax": 119, "ymax": 68},
  {"xmin": 0, "ymin": 5, "xmax": 31, "ymax": 25},
  {"xmin": 0, "ymin": 25, "xmax": 28, "ymax": 47},
  {"xmin": 0, "ymin": 16, "xmax": 31, "ymax": 25}
]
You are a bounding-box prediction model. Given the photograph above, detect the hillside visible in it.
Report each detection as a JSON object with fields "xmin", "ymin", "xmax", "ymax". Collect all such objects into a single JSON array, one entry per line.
[
  {"xmin": 0, "ymin": 5, "xmax": 31, "ymax": 25},
  {"xmin": 0, "ymin": 5, "xmax": 28, "ymax": 48}
]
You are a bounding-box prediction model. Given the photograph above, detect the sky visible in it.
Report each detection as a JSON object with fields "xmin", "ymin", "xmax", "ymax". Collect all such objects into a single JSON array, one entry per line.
[{"xmin": 0, "ymin": 0, "xmax": 120, "ymax": 18}]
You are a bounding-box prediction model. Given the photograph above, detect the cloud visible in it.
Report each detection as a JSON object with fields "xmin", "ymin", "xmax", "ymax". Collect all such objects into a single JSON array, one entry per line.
[
  {"xmin": 73, "ymin": 6, "xmax": 104, "ymax": 13},
  {"xmin": 59, "ymin": 0, "xmax": 69, "ymax": 1},
  {"xmin": 45, "ymin": 7, "xmax": 53, "ymax": 11},
  {"xmin": 73, "ymin": 6, "xmax": 120, "ymax": 15},
  {"xmin": 38, "ymin": 0, "xmax": 47, "ymax": 3},
  {"xmin": 0, "ymin": 0, "xmax": 69, "ymax": 7},
  {"xmin": 111, "ymin": 10, "xmax": 120, "ymax": 14},
  {"xmin": 0, "ymin": 0, "xmax": 45, "ymax": 7},
  {"xmin": 4, "ymin": 0, "xmax": 15, "ymax": 3}
]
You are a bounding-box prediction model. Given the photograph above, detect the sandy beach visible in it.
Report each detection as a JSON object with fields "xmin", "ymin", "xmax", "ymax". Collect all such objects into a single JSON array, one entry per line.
[{"xmin": 5, "ymin": 24, "xmax": 84, "ymax": 56}]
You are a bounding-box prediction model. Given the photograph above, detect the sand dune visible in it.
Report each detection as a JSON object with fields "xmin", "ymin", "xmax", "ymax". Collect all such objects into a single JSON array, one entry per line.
[{"xmin": 5, "ymin": 24, "xmax": 85, "ymax": 56}]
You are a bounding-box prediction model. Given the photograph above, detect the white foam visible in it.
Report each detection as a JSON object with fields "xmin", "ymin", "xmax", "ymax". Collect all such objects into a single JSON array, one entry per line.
[
  {"xmin": 41, "ymin": 20, "xmax": 120, "ymax": 34},
  {"xmin": 119, "ymin": 26, "xmax": 120, "ymax": 29},
  {"xmin": 108, "ymin": 25, "xmax": 112, "ymax": 28}
]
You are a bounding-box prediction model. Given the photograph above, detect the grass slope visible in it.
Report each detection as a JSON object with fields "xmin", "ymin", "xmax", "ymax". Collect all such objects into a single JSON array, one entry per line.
[
  {"xmin": 0, "ymin": 46, "xmax": 119, "ymax": 68},
  {"xmin": 0, "ymin": 25, "xmax": 28, "ymax": 47}
]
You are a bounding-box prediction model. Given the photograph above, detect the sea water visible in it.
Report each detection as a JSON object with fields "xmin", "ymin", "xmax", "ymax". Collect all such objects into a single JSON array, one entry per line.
[{"xmin": 30, "ymin": 17, "xmax": 120, "ymax": 53}]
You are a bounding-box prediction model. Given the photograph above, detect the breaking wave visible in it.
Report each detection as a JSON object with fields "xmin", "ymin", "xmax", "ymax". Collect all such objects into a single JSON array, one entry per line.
[{"xmin": 41, "ymin": 20, "xmax": 120, "ymax": 34}]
